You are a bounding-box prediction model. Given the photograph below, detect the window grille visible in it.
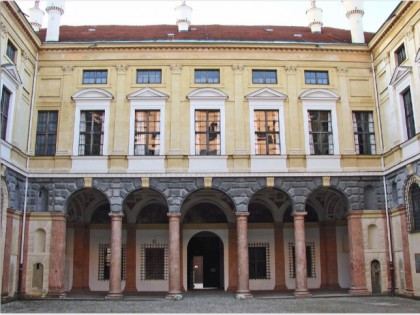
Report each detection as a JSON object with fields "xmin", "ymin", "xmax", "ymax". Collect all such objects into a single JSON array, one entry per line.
[
  {"xmin": 140, "ymin": 242, "xmax": 168, "ymax": 281},
  {"xmin": 249, "ymin": 242, "xmax": 270, "ymax": 280},
  {"xmin": 288, "ymin": 242, "xmax": 316, "ymax": 279},
  {"xmin": 98, "ymin": 243, "xmax": 126, "ymax": 281}
]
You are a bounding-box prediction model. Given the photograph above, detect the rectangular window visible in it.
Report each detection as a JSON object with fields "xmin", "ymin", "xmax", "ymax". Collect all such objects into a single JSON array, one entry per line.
[
  {"xmin": 416, "ymin": 254, "xmax": 420, "ymax": 273},
  {"xmin": 304, "ymin": 71, "xmax": 329, "ymax": 85},
  {"xmin": 249, "ymin": 243, "xmax": 270, "ymax": 280},
  {"xmin": 140, "ymin": 243, "xmax": 168, "ymax": 281},
  {"xmin": 288, "ymin": 242, "xmax": 316, "ymax": 279},
  {"xmin": 254, "ymin": 110, "xmax": 280, "ymax": 155},
  {"xmin": 6, "ymin": 40, "xmax": 17, "ymax": 62},
  {"xmin": 396, "ymin": 44, "xmax": 406, "ymax": 65},
  {"xmin": 308, "ymin": 110, "xmax": 333, "ymax": 155},
  {"xmin": 352, "ymin": 111, "xmax": 376, "ymax": 155},
  {"xmin": 35, "ymin": 111, "xmax": 58, "ymax": 156},
  {"xmin": 98, "ymin": 243, "xmax": 126, "ymax": 281},
  {"xmin": 194, "ymin": 69, "xmax": 220, "ymax": 84},
  {"xmin": 78, "ymin": 110, "xmax": 105, "ymax": 155},
  {"xmin": 137, "ymin": 70, "xmax": 162, "ymax": 84},
  {"xmin": 402, "ymin": 89, "xmax": 416, "ymax": 140},
  {"xmin": 252, "ymin": 70, "xmax": 277, "ymax": 84},
  {"xmin": 82, "ymin": 70, "xmax": 108, "ymax": 84},
  {"xmin": 195, "ymin": 110, "xmax": 220, "ymax": 155},
  {"xmin": 1, "ymin": 86, "xmax": 11, "ymax": 140},
  {"xmin": 134, "ymin": 110, "xmax": 160, "ymax": 155}
]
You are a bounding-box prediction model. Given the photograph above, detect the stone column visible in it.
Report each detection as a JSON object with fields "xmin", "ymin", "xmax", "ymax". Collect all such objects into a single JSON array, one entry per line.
[
  {"xmin": 227, "ymin": 222, "xmax": 238, "ymax": 291},
  {"xmin": 47, "ymin": 212, "xmax": 67, "ymax": 298},
  {"xmin": 399, "ymin": 207, "xmax": 414, "ymax": 296},
  {"xmin": 347, "ymin": 211, "xmax": 368, "ymax": 295},
  {"xmin": 106, "ymin": 212, "xmax": 123, "ymax": 300},
  {"xmin": 166, "ymin": 212, "xmax": 182, "ymax": 300},
  {"xmin": 72, "ymin": 224, "xmax": 90, "ymax": 291},
  {"xmin": 319, "ymin": 222, "xmax": 339, "ymax": 289},
  {"xmin": 124, "ymin": 223, "xmax": 137, "ymax": 292},
  {"xmin": 293, "ymin": 211, "xmax": 311, "ymax": 297},
  {"xmin": 1, "ymin": 209, "xmax": 15, "ymax": 298},
  {"xmin": 274, "ymin": 222, "xmax": 287, "ymax": 290},
  {"xmin": 236, "ymin": 212, "xmax": 252, "ymax": 299}
]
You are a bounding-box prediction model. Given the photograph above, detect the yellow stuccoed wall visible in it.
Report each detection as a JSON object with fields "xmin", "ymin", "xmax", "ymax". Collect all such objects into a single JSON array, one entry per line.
[{"xmin": 29, "ymin": 44, "xmax": 382, "ymax": 173}]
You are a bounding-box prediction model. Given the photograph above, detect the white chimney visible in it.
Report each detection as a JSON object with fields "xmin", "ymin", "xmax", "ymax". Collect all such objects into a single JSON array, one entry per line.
[
  {"xmin": 306, "ymin": 0, "xmax": 323, "ymax": 34},
  {"xmin": 175, "ymin": 1, "xmax": 192, "ymax": 32},
  {"xmin": 45, "ymin": 0, "xmax": 65, "ymax": 41},
  {"xmin": 342, "ymin": 0, "xmax": 365, "ymax": 44},
  {"xmin": 29, "ymin": 0, "xmax": 45, "ymax": 32}
]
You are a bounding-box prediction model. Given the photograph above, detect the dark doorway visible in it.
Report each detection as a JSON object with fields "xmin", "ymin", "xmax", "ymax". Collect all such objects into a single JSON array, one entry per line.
[
  {"xmin": 187, "ymin": 232, "xmax": 224, "ymax": 290},
  {"xmin": 371, "ymin": 260, "xmax": 381, "ymax": 294}
]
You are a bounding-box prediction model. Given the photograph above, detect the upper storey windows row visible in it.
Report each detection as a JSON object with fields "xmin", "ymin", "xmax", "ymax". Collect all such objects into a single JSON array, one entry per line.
[{"xmin": 81, "ymin": 69, "xmax": 330, "ymax": 86}]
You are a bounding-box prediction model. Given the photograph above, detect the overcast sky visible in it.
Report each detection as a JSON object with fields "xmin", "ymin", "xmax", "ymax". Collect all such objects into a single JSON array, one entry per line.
[{"xmin": 16, "ymin": 0, "xmax": 401, "ymax": 33}]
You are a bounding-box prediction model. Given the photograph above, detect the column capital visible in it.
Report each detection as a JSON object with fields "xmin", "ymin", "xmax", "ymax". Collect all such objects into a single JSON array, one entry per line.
[
  {"xmin": 109, "ymin": 212, "xmax": 124, "ymax": 219},
  {"xmin": 292, "ymin": 211, "xmax": 307, "ymax": 217},
  {"xmin": 236, "ymin": 211, "xmax": 250, "ymax": 218},
  {"xmin": 62, "ymin": 65, "xmax": 74, "ymax": 74},
  {"xmin": 337, "ymin": 67, "xmax": 348, "ymax": 76},
  {"xmin": 115, "ymin": 64, "xmax": 128, "ymax": 73},
  {"xmin": 170, "ymin": 64, "xmax": 183, "ymax": 74},
  {"xmin": 285, "ymin": 65, "xmax": 297, "ymax": 74},
  {"xmin": 167, "ymin": 212, "xmax": 181, "ymax": 219},
  {"xmin": 232, "ymin": 64, "xmax": 244, "ymax": 74}
]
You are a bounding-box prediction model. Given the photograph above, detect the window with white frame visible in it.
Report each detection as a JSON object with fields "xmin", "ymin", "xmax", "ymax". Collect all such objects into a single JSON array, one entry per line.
[
  {"xmin": 134, "ymin": 110, "xmax": 160, "ymax": 155},
  {"xmin": 127, "ymin": 87, "xmax": 168, "ymax": 156},
  {"xmin": 352, "ymin": 111, "xmax": 376, "ymax": 155},
  {"xmin": 300, "ymin": 89, "xmax": 340, "ymax": 156},
  {"xmin": 78, "ymin": 110, "xmax": 105, "ymax": 156},
  {"xmin": 72, "ymin": 89, "xmax": 112, "ymax": 157},
  {"xmin": 308, "ymin": 110, "xmax": 333, "ymax": 155},
  {"xmin": 1, "ymin": 86, "xmax": 11, "ymax": 141},
  {"xmin": 246, "ymin": 88, "xmax": 287, "ymax": 156},
  {"xmin": 254, "ymin": 110, "xmax": 280, "ymax": 155},
  {"xmin": 402, "ymin": 88, "xmax": 416, "ymax": 140},
  {"xmin": 187, "ymin": 88, "xmax": 227, "ymax": 156}
]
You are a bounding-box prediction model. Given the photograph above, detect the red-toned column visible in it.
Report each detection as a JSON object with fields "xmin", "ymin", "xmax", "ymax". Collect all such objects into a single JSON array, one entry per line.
[
  {"xmin": 124, "ymin": 223, "xmax": 137, "ymax": 292},
  {"xmin": 166, "ymin": 212, "xmax": 182, "ymax": 300},
  {"xmin": 106, "ymin": 212, "xmax": 123, "ymax": 300},
  {"xmin": 319, "ymin": 222, "xmax": 339, "ymax": 289},
  {"xmin": 236, "ymin": 212, "xmax": 252, "ymax": 299},
  {"xmin": 294, "ymin": 211, "xmax": 311, "ymax": 297},
  {"xmin": 347, "ymin": 211, "xmax": 368, "ymax": 295},
  {"xmin": 2, "ymin": 209, "xmax": 15, "ymax": 298},
  {"xmin": 274, "ymin": 222, "xmax": 287, "ymax": 290},
  {"xmin": 47, "ymin": 212, "xmax": 66, "ymax": 298},
  {"xmin": 398, "ymin": 207, "xmax": 414, "ymax": 296},
  {"xmin": 227, "ymin": 222, "xmax": 238, "ymax": 291}
]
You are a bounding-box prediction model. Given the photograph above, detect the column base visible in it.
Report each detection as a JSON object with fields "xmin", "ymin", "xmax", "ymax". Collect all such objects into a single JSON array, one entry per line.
[
  {"xmin": 46, "ymin": 290, "xmax": 66, "ymax": 298},
  {"xmin": 404, "ymin": 289, "xmax": 414, "ymax": 297},
  {"xmin": 348, "ymin": 287, "xmax": 369, "ymax": 296},
  {"xmin": 105, "ymin": 292, "xmax": 123, "ymax": 300},
  {"xmin": 166, "ymin": 293, "xmax": 183, "ymax": 300},
  {"xmin": 273, "ymin": 285, "xmax": 288, "ymax": 291},
  {"xmin": 294, "ymin": 289, "xmax": 312, "ymax": 298},
  {"xmin": 235, "ymin": 291, "xmax": 253, "ymax": 299}
]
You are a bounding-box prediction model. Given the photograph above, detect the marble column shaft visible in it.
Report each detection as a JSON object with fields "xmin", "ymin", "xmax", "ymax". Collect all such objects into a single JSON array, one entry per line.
[
  {"xmin": 236, "ymin": 212, "xmax": 252, "ymax": 298},
  {"xmin": 167, "ymin": 212, "xmax": 182, "ymax": 298},
  {"xmin": 106, "ymin": 212, "xmax": 123, "ymax": 299},
  {"xmin": 293, "ymin": 212, "xmax": 310, "ymax": 297}
]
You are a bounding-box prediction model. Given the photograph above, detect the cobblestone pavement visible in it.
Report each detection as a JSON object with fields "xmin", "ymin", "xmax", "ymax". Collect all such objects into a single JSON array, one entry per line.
[{"xmin": 2, "ymin": 292, "xmax": 420, "ymax": 313}]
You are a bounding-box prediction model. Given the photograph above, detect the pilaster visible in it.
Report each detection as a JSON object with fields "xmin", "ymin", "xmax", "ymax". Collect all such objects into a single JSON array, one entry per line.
[{"xmin": 169, "ymin": 65, "xmax": 183, "ymax": 155}]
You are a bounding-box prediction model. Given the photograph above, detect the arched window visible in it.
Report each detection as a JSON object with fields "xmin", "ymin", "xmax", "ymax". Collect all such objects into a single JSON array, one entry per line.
[
  {"xmin": 405, "ymin": 175, "xmax": 420, "ymax": 233},
  {"xmin": 409, "ymin": 183, "xmax": 420, "ymax": 232}
]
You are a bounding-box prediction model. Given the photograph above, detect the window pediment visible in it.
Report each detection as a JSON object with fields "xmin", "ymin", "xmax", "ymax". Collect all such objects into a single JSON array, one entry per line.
[
  {"xmin": 127, "ymin": 87, "xmax": 169, "ymax": 100},
  {"xmin": 187, "ymin": 88, "xmax": 228, "ymax": 100},
  {"xmin": 245, "ymin": 88, "xmax": 287, "ymax": 100},
  {"xmin": 1, "ymin": 63, "xmax": 22, "ymax": 86},
  {"xmin": 389, "ymin": 66, "xmax": 412, "ymax": 87},
  {"xmin": 299, "ymin": 89, "xmax": 340, "ymax": 101},
  {"xmin": 72, "ymin": 88, "xmax": 113, "ymax": 101}
]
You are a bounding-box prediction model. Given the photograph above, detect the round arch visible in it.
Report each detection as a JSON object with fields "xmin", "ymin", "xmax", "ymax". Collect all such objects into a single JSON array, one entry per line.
[{"xmin": 248, "ymin": 187, "xmax": 293, "ymax": 223}]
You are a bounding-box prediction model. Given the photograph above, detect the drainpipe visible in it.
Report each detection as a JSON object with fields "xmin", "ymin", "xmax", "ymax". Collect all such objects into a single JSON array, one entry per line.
[
  {"xmin": 18, "ymin": 52, "xmax": 39, "ymax": 299},
  {"xmin": 371, "ymin": 53, "xmax": 395, "ymax": 296}
]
